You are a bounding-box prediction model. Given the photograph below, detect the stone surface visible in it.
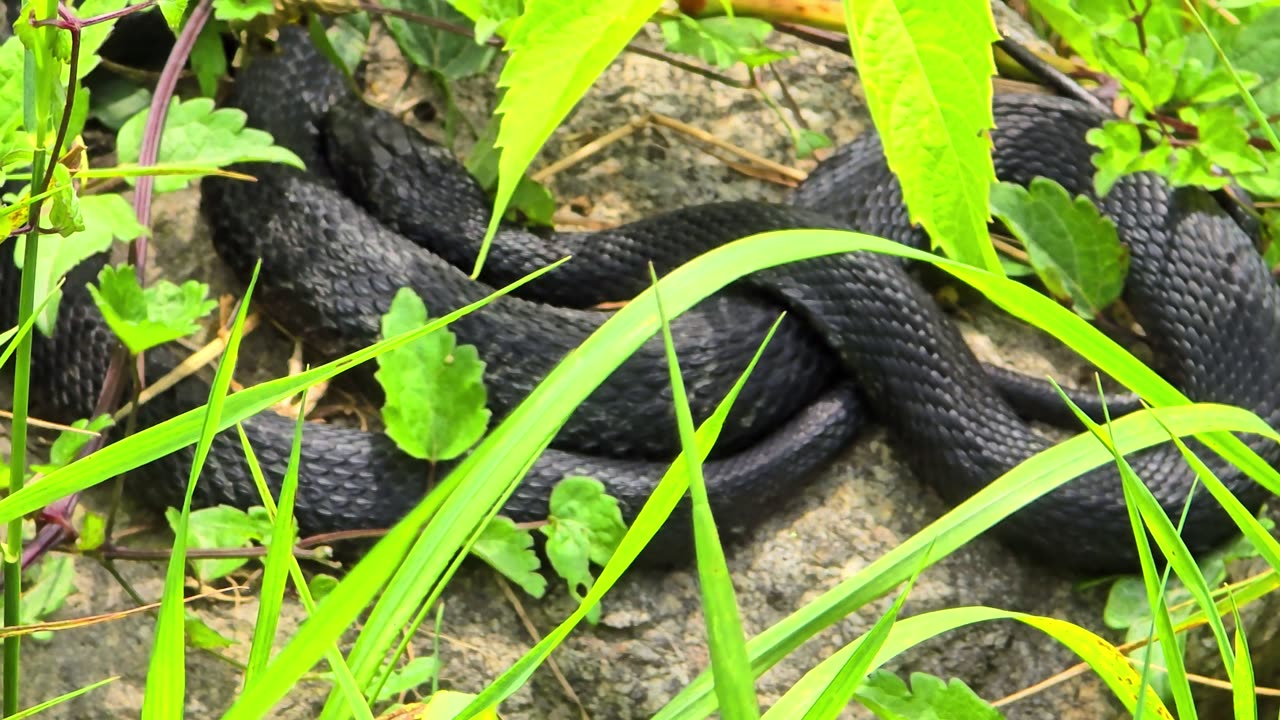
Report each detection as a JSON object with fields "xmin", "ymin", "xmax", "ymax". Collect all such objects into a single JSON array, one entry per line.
[{"xmin": 10, "ymin": 15, "xmax": 1267, "ymax": 720}]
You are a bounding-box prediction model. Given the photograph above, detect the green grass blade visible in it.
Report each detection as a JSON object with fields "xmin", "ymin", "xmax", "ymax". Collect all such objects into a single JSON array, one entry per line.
[
  {"xmin": 142, "ymin": 262, "xmax": 260, "ymax": 718},
  {"xmin": 0, "ymin": 259, "xmax": 566, "ymax": 526},
  {"xmin": 790, "ymin": 553, "xmax": 927, "ymax": 720},
  {"xmin": 0, "ymin": 282, "xmax": 63, "ymax": 373},
  {"xmin": 650, "ymin": 265, "xmax": 765, "ymax": 720},
  {"xmin": 234, "ymin": 425, "xmax": 372, "ymax": 719},
  {"xmin": 653, "ymin": 404, "xmax": 1280, "ymax": 720},
  {"xmin": 1229, "ymin": 593, "xmax": 1257, "ymax": 720},
  {"xmin": 3, "ymin": 676, "xmax": 117, "ymax": 719},
  {"xmin": 1049, "ymin": 384, "xmax": 1198, "ymax": 718},
  {"xmin": 765, "ymin": 606, "xmax": 1171, "ymax": 718}
]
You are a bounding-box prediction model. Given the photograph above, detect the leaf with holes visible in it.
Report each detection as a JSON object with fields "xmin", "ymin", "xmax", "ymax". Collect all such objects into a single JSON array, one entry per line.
[
  {"xmin": 990, "ymin": 178, "xmax": 1128, "ymax": 319},
  {"xmin": 116, "ymin": 97, "xmax": 304, "ymax": 192}
]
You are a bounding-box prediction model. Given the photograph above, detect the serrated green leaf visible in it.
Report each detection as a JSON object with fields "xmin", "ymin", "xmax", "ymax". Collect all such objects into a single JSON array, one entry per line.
[
  {"xmin": 18, "ymin": 554, "xmax": 78, "ymax": 642},
  {"xmin": 844, "ymin": 0, "xmax": 1001, "ymax": 272},
  {"xmin": 471, "ymin": 517, "xmax": 545, "ymax": 598},
  {"xmin": 1086, "ymin": 121, "xmax": 1172, "ymax": 197},
  {"xmin": 31, "ymin": 414, "xmax": 113, "ymax": 474},
  {"xmin": 854, "ymin": 670, "xmax": 1004, "ymax": 720},
  {"xmin": 16, "ymin": 193, "xmax": 145, "ymax": 336},
  {"xmin": 541, "ymin": 515, "xmax": 600, "ymax": 623},
  {"xmin": 164, "ymin": 505, "xmax": 273, "ymax": 582},
  {"xmin": 185, "ymin": 613, "xmax": 235, "ymax": 649},
  {"xmin": 375, "ymin": 287, "xmax": 490, "ymax": 461},
  {"xmin": 116, "ymin": 97, "xmax": 304, "ymax": 192},
  {"xmin": 374, "ymin": 656, "xmax": 441, "ymax": 703},
  {"xmin": 87, "ymin": 264, "xmax": 217, "ymax": 354},
  {"xmin": 382, "ymin": 0, "xmax": 497, "ymax": 81},
  {"xmin": 660, "ymin": 15, "xmax": 792, "ymax": 69},
  {"xmin": 988, "ymin": 178, "xmax": 1128, "ymax": 319},
  {"xmin": 480, "ymin": 0, "xmax": 664, "ymax": 274},
  {"xmin": 546, "ymin": 476, "xmax": 625, "ymax": 566}
]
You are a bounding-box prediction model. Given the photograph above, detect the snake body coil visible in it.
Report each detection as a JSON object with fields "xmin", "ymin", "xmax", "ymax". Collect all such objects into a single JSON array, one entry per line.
[{"xmin": 12, "ymin": 28, "xmax": 1280, "ymax": 572}]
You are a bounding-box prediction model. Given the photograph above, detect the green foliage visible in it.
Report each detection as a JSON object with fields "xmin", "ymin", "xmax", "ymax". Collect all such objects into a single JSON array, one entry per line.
[
  {"xmin": 539, "ymin": 477, "xmax": 627, "ymax": 623},
  {"xmin": 190, "ymin": 23, "xmax": 228, "ymax": 98},
  {"xmin": 185, "ymin": 613, "xmax": 235, "ymax": 649},
  {"xmin": 72, "ymin": 0, "xmax": 133, "ymax": 78},
  {"xmin": 75, "ymin": 510, "xmax": 106, "ymax": 552},
  {"xmin": 115, "ymin": 97, "xmax": 305, "ymax": 192},
  {"xmin": 164, "ymin": 506, "xmax": 274, "ymax": 583},
  {"xmin": 382, "ymin": 0, "xmax": 498, "ymax": 81},
  {"xmin": 452, "ymin": 0, "xmax": 523, "ymax": 43},
  {"xmin": 87, "ymin": 263, "xmax": 217, "ymax": 355},
  {"xmin": 660, "ymin": 15, "xmax": 792, "ymax": 69},
  {"xmin": 14, "ymin": 555, "xmax": 78, "ymax": 643},
  {"xmin": 15, "ymin": 192, "xmax": 145, "ymax": 335},
  {"xmin": 471, "ymin": 517, "xmax": 546, "ymax": 598},
  {"xmin": 478, "ymin": 0, "xmax": 664, "ymax": 274},
  {"xmin": 989, "ymin": 178, "xmax": 1128, "ymax": 319},
  {"xmin": 854, "ymin": 671, "xmax": 1002, "ymax": 720},
  {"xmin": 376, "ymin": 287, "xmax": 490, "ymax": 461},
  {"xmin": 212, "ymin": 0, "xmax": 274, "ymax": 22},
  {"xmin": 844, "ymin": 0, "xmax": 1002, "ymax": 272},
  {"xmin": 30, "ymin": 415, "xmax": 113, "ymax": 475},
  {"xmin": 373, "ymin": 656, "xmax": 440, "ymax": 703},
  {"xmin": 464, "ymin": 120, "xmax": 557, "ymax": 226}
]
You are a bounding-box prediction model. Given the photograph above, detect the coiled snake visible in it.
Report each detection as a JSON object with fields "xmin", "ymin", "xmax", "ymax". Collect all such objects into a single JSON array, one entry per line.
[{"xmin": 12, "ymin": 27, "xmax": 1280, "ymax": 573}]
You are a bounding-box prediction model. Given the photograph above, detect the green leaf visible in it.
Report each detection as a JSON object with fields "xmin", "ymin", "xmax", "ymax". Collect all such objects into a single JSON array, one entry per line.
[
  {"xmin": 375, "ymin": 287, "xmax": 490, "ymax": 461},
  {"xmin": 159, "ymin": 0, "xmax": 188, "ymax": 32},
  {"xmin": 471, "ymin": 517, "xmax": 546, "ymax": 598},
  {"xmin": 86, "ymin": 74, "xmax": 152, "ymax": 131},
  {"xmin": 988, "ymin": 178, "xmax": 1129, "ymax": 319},
  {"xmin": 116, "ymin": 97, "xmax": 304, "ymax": 192},
  {"xmin": 1103, "ymin": 577, "xmax": 1150, "ymax": 630},
  {"xmin": 478, "ymin": 0, "xmax": 664, "ymax": 274},
  {"xmin": 73, "ymin": 0, "xmax": 134, "ymax": 78},
  {"xmin": 373, "ymin": 656, "xmax": 441, "ymax": 703},
  {"xmin": 465, "ymin": 120, "xmax": 556, "ymax": 226},
  {"xmin": 87, "ymin": 264, "xmax": 217, "ymax": 355},
  {"xmin": 191, "ymin": 22, "xmax": 228, "ymax": 97},
  {"xmin": 854, "ymin": 671, "xmax": 1003, "ymax": 720},
  {"xmin": 16, "ymin": 192, "xmax": 146, "ymax": 336},
  {"xmin": 382, "ymin": 0, "xmax": 498, "ymax": 81},
  {"xmin": 794, "ymin": 129, "xmax": 833, "ymax": 159},
  {"xmin": 1086, "ymin": 121, "xmax": 1172, "ymax": 197},
  {"xmin": 660, "ymin": 15, "xmax": 792, "ymax": 69},
  {"xmin": 212, "ymin": 0, "xmax": 274, "ymax": 22},
  {"xmin": 30, "ymin": 414, "xmax": 113, "ymax": 475},
  {"xmin": 48, "ymin": 164, "xmax": 83, "ymax": 236},
  {"xmin": 309, "ymin": 574, "xmax": 339, "ymax": 601},
  {"xmin": 0, "ymin": 38, "xmax": 24, "ymax": 129},
  {"xmin": 76, "ymin": 510, "xmax": 107, "ymax": 552},
  {"xmin": 470, "ymin": 0, "xmax": 523, "ymax": 43},
  {"xmin": 546, "ymin": 476, "xmax": 626, "ymax": 566},
  {"xmin": 844, "ymin": 0, "xmax": 1001, "ymax": 272},
  {"xmin": 19, "ymin": 554, "xmax": 78, "ymax": 642},
  {"xmin": 541, "ymin": 511, "xmax": 601, "ymax": 624},
  {"xmin": 185, "ymin": 613, "xmax": 235, "ymax": 649},
  {"xmin": 164, "ymin": 505, "xmax": 273, "ymax": 582}
]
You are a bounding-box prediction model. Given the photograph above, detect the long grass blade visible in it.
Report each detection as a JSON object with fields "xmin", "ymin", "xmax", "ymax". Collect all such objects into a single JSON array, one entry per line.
[
  {"xmin": 141, "ymin": 262, "xmax": 260, "ymax": 718},
  {"xmin": 3, "ymin": 676, "xmax": 117, "ymax": 719}
]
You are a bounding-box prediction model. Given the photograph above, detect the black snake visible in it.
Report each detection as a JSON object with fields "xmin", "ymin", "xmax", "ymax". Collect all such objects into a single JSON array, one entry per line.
[{"xmin": 10, "ymin": 26, "xmax": 1280, "ymax": 573}]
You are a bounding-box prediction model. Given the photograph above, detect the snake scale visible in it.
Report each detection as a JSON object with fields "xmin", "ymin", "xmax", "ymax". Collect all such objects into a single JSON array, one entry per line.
[{"xmin": 9, "ymin": 25, "xmax": 1280, "ymax": 573}]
